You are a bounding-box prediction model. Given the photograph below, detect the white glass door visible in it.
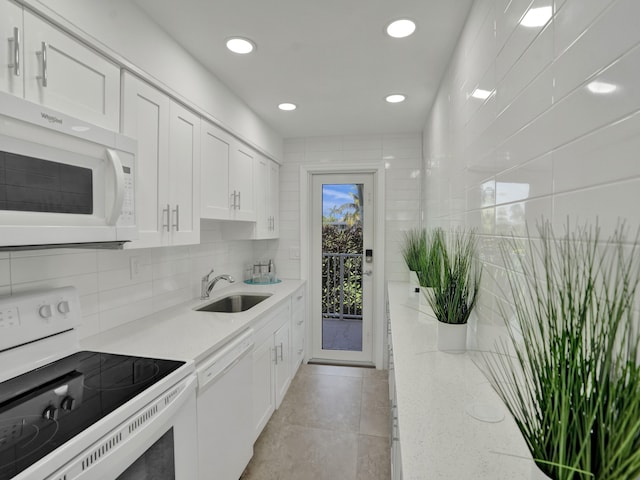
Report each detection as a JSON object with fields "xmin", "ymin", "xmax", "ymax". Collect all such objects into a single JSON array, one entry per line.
[{"xmin": 311, "ymin": 173, "xmax": 374, "ymax": 364}]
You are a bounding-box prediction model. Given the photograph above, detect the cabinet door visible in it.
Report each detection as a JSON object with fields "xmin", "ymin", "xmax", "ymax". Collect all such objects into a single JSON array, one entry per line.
[
  {"xmin": 23, "ymin": 10, "xmax": 120, "ymax": 130},
  {"xmin": 252, "ymin": 335, "xmax": 275, "ymax": 441},
  {"xmin": 229, "ymin": 146, "xmax": 255, "ymax": 221},
  {"xmin": 291, "ymin": 286, "xmax": 306, "ymax": 374},
  {"xmin": 253, "ymin": 155, "xmax": 270, "ymax": 237},
  {"xmin": 200, "ymin": 121, "xmax": 231, "ymax": 220},
  {"xmin": 269, "ymin": 160, "xmax": 280, "ymax": 237},
  {"xmin": 168, "ymin": 101, "xmax": 200, "ymax": 245},
  {"xmin": 274, "ymin": 315, "xmax": 291, "ymax": 408},
  {"xmin": 122, "ymin": 73, "xmax": 170, "ymax": 248},
  {"xmin": 0, "ymin": 1, "xmax": 23, "ymax": 97}
]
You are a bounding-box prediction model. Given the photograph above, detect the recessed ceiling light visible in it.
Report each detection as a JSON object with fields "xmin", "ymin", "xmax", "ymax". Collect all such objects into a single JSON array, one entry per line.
[
  {"xmin": 278, "ymin": 103, "xmax": 297, "ymax": 111},
  {"xmin": 385, "ymin": 94, "xmax": 406, "ymax": 103},
  {"xmin": 587, "ymin": 81, "xmax": 617, "ymax": 94},
  {"xmin": 386, "ymin": 19, "xmax": 416, "ymax": 38},
  {"xmin": 520, "ymin": 6, "xmax": 552, "ymax": 27},
  {"xmin": 226, "ymin": 37, "xmax": 255, "ymax": 54},
  {"xmin": 470, "ymin": 88, "xmax": 493, "ymax": 100}
]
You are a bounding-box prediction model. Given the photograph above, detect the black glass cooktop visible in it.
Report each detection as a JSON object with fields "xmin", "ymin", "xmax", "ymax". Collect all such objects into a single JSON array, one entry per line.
[{"xmin": 0, "ymin": 351, "xmax": 184, "ymax": 480}]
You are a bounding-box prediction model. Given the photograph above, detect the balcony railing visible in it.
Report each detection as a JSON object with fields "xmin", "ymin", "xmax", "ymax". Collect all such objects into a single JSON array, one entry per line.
[{"xmin": 322, "ymin": 252, "xmax": 363, "ymax": 321}]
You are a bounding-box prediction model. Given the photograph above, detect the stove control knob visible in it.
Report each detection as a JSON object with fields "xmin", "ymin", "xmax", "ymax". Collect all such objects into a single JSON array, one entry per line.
[
  {"xmin": 61, "ymin": 396, "xmax": 76, "ymax": 411},
  {"xmin": 38, "ymin": 304, "xmax": 53, "ymax": 319},
  {"xmin": 43, "ymin": 405, "xmax": 59, "ymax": 421},
  {"xmin": 57, "ymin": 301, "xmax": 70, "ymax": 315}
]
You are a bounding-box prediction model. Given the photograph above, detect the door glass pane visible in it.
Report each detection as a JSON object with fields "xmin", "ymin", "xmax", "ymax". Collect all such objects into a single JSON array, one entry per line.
[
  {"xmin": 321, "ymin": 183, "xmax": 363, "ymax": 351},
  {"xmin": 117, "ymin": 428, "xmax": 175, "ymax": 479}
]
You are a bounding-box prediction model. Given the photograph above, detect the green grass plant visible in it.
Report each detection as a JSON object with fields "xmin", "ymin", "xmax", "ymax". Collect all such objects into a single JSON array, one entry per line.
[
  {"xmin": 423, "ymin": 228, "xmax": 481, "ymax": 324},
  {"xmin": 400, "ymin": 228, "xmax": 426, "ymax": 273},
  {"xmin": 483, "ymin": 222, "xmax": 640, "ymax": 480}
]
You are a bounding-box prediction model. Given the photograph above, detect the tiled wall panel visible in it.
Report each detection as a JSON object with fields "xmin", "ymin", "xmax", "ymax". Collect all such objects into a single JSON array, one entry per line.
[
  {"xmin": 422, "ymin": 0, "xmax": 640, "ymax": 351},
  {"xmin": 278, "ymin": 134, "xmax": 422, "ymax": 283}
]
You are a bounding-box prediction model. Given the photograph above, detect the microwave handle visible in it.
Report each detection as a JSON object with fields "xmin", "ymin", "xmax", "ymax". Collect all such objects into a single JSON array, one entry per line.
[{"xmin": 106, "ymin": 148, "xmax": 126, "ymax": 225}]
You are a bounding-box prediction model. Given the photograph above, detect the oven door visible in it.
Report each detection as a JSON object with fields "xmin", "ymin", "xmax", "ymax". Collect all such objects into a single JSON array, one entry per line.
[{"xmin": 46, "ymin": 375, "xmax": 197, "ymax": 480}]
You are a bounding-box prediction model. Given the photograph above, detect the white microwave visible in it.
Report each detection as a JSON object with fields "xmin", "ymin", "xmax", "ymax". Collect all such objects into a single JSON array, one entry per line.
[{"xmin": 0, "ymin": 92, "xmax": 136, "ymax": 250}]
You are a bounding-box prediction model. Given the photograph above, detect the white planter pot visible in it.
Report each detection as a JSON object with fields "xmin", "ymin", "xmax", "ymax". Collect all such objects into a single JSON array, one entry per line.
[
  {"xmin": 419, "ymin": 286, "xmax": 432, "ymax": 309},
  {"xmin": 531, "ymin": 461, "xmax": 552, "ymax": 480},
  {"xmin": 437, "ymin": 321, "xmax": 467, "ymax": 353},
  {"xmin": 409, "ymin": 270, "xmax": 420, "ymax": 293}
]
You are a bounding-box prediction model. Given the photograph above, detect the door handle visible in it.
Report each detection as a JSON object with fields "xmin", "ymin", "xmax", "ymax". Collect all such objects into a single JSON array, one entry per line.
[
  {"xmin": 9, "ymin": 27, "xmax": 20, "ymax": 76},
  {"xmin": 172, "ymin": 204, "xmax": 180, "ymax": 231},
  {"xmin": 162, "ymin": 204, "xmax": 171, "ymax": 231},
  {"xmin": 37, "ymin": 41, "xmax": 48, "ymax": 87},
  {"xmin": 363, "ymin": 270, "xmax": 373, "ymax": 276}
]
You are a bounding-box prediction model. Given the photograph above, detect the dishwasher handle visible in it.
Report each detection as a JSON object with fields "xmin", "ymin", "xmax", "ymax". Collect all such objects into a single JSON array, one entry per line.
[{"xmin": 197, "ymin": 338, "xmax": 253, "ymax": 390}]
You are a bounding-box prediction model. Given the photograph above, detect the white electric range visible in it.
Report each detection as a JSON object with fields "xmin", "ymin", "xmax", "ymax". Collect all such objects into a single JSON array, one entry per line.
[{"xmin": 0, "ymin": 286, "xmax": 197, "ymax": 480}]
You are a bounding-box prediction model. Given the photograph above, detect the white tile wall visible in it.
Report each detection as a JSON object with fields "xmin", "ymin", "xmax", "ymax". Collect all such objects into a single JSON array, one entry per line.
[
  {"xmin": 422, "ymin": 0, "xmax": 640, "ymax": 351},
  {"xmin": 278, "ymin": 134, "xmax": 422, "ymax": 283},
  {"xmin": 0, "ymin": 221, "xmax": 256, "ymax": 339}
]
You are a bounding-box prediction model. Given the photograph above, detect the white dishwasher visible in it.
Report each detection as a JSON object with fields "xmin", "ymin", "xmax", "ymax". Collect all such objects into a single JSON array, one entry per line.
[{"xmin": 197, "ymin": 329, "xmax": 254, "ymax": 480}]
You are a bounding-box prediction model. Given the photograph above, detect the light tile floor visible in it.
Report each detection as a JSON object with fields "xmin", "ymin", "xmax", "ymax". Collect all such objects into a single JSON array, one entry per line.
[{"xmin": 240, "ymin": 364, "xmax": 390, "ymax": 480}]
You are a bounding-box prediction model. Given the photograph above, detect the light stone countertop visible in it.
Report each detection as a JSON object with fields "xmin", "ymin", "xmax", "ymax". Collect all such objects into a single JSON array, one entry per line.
[
  {"xmin": 387, "ymin": 281, "xmax": 533, "ymax": 480},
  {"xmin": 81, "ymin": 279, "xmax": 304, "ymax": 364}
]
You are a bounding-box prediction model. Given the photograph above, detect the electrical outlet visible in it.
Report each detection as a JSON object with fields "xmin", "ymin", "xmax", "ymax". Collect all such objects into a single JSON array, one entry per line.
[
  {"xmin": 129, "ymin": 256, "xmax": 141, "ymax": 280},
  {"xmin": 289, "ymin": 247, "xmax": 300, "ymax": 260}
]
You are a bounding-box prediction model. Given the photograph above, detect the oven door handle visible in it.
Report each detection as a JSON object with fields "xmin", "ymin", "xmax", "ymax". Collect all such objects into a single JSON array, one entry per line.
[{"xmin": 106, "ymin": 148, "xmax": 126, "ymax": 226}]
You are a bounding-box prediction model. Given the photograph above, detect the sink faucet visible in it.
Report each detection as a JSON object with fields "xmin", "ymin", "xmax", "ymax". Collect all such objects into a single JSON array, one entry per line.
[{"xmin": 200, "ymin": 269, "xmax": 235, "ymax": 300}]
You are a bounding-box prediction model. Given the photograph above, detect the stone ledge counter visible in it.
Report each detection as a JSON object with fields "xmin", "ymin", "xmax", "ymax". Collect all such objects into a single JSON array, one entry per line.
[{"xmin": 387, "ymin": 281, "xmax": 533, "ymax": 480}]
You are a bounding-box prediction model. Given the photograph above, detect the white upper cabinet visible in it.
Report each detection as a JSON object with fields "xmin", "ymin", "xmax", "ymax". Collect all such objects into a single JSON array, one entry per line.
[
  {"xmin": 201, "ymin": 120, "xmax": 255, "ymax": 222},
  {"xmin": 200, "ymin": 121, "xmax": 232, "ymax": 220},
  {"xmin": 168, "ymin": 101, "xmax": 200, "ymax": 245},
  {"xmin": 122, "ymin": 72, "xmax": 200, "ymax": 248},
  {"xmin": 21, "ymin": 9, "xmax": 120, "ymax": 131},
  {"xmin": 230, "ymin": 145, "xmax": 255, "ymax": 221},
  {"xmin": 0, "ymin": 1, "xmax": 23, "ymax": 97},
  {"xmin": 254, "ymin": 155, "xmax": 280, "ymax": 239}
]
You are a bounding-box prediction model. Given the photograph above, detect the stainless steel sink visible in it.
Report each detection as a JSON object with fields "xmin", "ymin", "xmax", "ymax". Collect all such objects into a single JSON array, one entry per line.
[{"xmin": 196, "ymin": 294, "xmax": 272, "ymax": 313}]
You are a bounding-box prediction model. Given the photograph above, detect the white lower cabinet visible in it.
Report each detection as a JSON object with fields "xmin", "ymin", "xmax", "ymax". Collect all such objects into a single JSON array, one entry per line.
[
  {"xmin": 251, "ymin": 301, "xmax": 292, "ymax": 440},
  {"xmin": 291, "ymin": 285, "xmax": 306, "ymax": 375}
]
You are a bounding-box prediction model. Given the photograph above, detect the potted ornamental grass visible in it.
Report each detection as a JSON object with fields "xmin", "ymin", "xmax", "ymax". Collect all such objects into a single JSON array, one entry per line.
[
  {"xmin": 423, "ymin": 228, "xmax": 482, "ymax": 353},
  {"xmin": 415, "ymin": 227, "xmax": 445, "ymax": 290},
  {"xmin": 401, "ymin": 228, "xmax": 426, "ymax": 290},
  {"xmin": 483, "ymin": 222, "xmax": 640, "ymax": 480}
]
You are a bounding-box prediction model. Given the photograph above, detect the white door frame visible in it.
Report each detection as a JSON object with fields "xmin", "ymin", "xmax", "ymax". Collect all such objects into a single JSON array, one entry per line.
[{"xmin": 300, "ymin": 163, "xmax": 386, "ymax": 368}]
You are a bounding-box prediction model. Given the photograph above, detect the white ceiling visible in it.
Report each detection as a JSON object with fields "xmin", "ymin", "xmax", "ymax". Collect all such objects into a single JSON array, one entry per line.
[{"xmin": 133, "ymin": 0, "xmax": 473, "ymax": 139}]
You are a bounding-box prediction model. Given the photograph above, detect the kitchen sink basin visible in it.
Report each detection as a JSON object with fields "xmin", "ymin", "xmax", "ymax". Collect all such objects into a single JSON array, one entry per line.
[{"xmin": 196, "ymin": 294, "xmax": 272, "ymax": 313}]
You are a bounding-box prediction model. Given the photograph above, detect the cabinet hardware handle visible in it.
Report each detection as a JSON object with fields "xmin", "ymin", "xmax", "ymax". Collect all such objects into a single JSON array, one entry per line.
[
  {"xmin": 172, "ymin": 204, "xmax": 180, "ymax": 231},
  {"xmin": 162, "ymin": 204, "xmax": 170, "ymax": 231},
  {"xmin": 237, "ymin": 191, "xmax": 241, "ymax": 210},
  {"xmin": 279, "ymin": 342, "xmax": 284, "ymax": 361},
  {"xmin": 296, "ymin": 320, "xmax": 303, "ymax": 325},
  {"xmin": 9, "ymin": 27, "xmax": 20, "ymax": 76},
  {"xmin": 37, "ymin": 41, "xmax": 48, "ymax": 87}
]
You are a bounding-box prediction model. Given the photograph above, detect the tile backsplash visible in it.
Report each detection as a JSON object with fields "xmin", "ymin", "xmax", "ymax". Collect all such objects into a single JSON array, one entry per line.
[
  {"xmin": 0, "ymin": 221, "xmax": 270, "ymax": 340},
  {"xmin": 422, "ymin": 0, "xmax": 640, "ymax": 350}
]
